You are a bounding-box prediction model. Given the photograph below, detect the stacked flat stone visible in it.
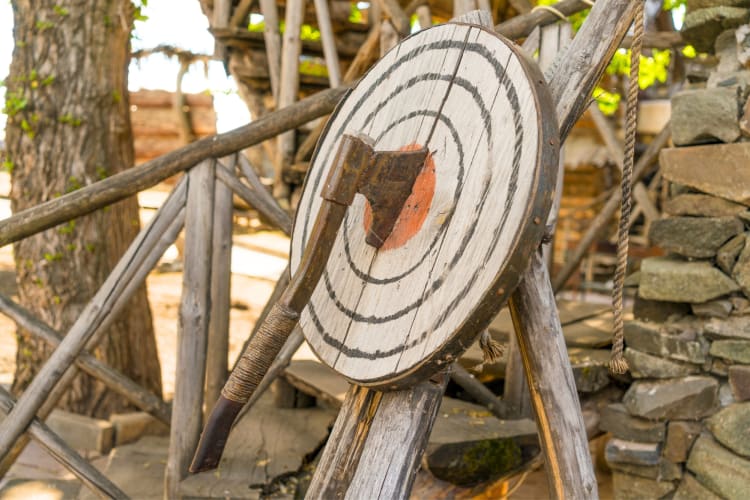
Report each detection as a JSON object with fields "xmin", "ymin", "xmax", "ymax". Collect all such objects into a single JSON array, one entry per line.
[{"xmin": 604, "ymin": 12, "xmax": 750, "ymax": 498}]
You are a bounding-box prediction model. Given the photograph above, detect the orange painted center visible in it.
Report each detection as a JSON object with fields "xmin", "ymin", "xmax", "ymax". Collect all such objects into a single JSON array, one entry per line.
[{"xmin": 363, "ymin": 144, "xmax": 436, "ymax": 251}]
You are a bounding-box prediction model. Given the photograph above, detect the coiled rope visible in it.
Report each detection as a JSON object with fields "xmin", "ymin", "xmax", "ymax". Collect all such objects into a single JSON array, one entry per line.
[{"xmin": 610, "ymin": 1, "xmax": 644, "ymax": 375}]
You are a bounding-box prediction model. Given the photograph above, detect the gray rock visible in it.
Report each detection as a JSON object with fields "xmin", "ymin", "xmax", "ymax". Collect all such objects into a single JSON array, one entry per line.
[
  {"xmin": 674, "ymin": 473, "xmax": 723, "ymax": 500},
  {"xmin": 633, "ymin": 296, "xmax": 690, "ymax": 322},
  {"xmin": 741, "ymin": 95, "xmax": 750, "ymax": 137},
  {"xmin": 733, "ymin": 235, "xmax": 750, "ymax": 298},
  {"xmin": 649, "ymin": 216, "xmax": 743, "ymax": 258},
  {"xmin": 623, "ymin": 376, "xmax": 719, "ymax": 420},
  {"xmin": 682, "ymin": 7, "xmax": 750, "ymax": 53},
  {"xmin": 606, "ymin": 438, "xmax": 661, "ymax": 467},
  {"xmin": 660, "ymin": 143, "xmax": 750, "ymax": 205},
  {"xmin": 599, "ymin": 403, "xmax": 667, "ymax": 443},
  {"xmin": 717, "ymin": 29, "xmax": 742, "ymax": 72},
  {"xmin": 671, "ymin": 87, "xmax": 741, "ymax": 144},
  {"xmin": 639, "ymin": 257, "xmax": 740, "ymax": 304},
  {"xmin": 731, "ymin": 295, "xmax": 750, "ymax": 314},
  {"xmin": 738, "ymin": 24, "xmax": 750, "ymax": 67},
  {"xmin": 664, "ymin": 194, "xmax": 747, "ymax": 217},
  {"xmin": 569, "ymin": 348, "xmax": 611, "ymax": 393},
  {"xmin": 717, "ymin": 234, "xmax": 746, "ymax": 274},
  {"xmin": 710, "ymin": 339, "xmax": 750, "ymax": 362},
  {"xmin": 691, "ymin": 299, "xmax": 733, "ymax": 318},
  {"xmin": 707, "ymin": 402, "xmax": 750, "ymax": 457},
  {"xmin": 624, "ymin": 271, "xmax": 641, "ymax": 288},
  {"xmin": 720, "ymin": 382, "xmax": 737, "ymax": 407},
  {"xmin": 608, "ymin": 460, "xmax": 683, "ymax": 482},
  {"xmin": 687, "ymin": 434, "xmax": 750, "ymax": 499},
  {"xmin": 624, "ymin": 348, "xmax": 701, "ymax": 379},
  {"xmin": 664, "ymin": 421, "xmax": 703, "ymax": 463},
  {"xmin": 624, "ymin": 321, "xmax": 709, "ymax": 364},
  {"xmin": 705, "ymin": 315, "xmax": 750, "ymax": 339},
  {"xmin": 611, "ymin": 472, "xmax": 676, "ymax": 500},
  {"xmin": 711, "ymin": 357, "xmax": 730, "ymax": 376},
  {"xmin": 729, "ymin": 364, "xmax": 750, "ymax": 400}
]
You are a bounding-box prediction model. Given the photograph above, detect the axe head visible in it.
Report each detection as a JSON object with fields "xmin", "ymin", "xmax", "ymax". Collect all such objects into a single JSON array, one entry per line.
[{"xmin": 321, "ymin": 134, "xmax": 428, "ymax": 248}]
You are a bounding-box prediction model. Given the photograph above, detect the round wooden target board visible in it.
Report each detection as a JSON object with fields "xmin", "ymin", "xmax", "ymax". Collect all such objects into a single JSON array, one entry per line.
[{"xmin": 290, "ymin": 22, "xmax": 559, "ymax": 389}]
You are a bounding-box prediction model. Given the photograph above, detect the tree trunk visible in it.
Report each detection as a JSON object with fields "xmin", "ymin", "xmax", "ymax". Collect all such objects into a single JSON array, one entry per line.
[{"xmin": 4, "ymin": 0, "xmax": 162, "ymax": 417}]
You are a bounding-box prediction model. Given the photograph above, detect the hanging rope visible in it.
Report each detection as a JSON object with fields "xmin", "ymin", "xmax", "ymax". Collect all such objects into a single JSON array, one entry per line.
[{"xmin": 610, "ymin": 1, "xmax": 644, "ymax": 375}]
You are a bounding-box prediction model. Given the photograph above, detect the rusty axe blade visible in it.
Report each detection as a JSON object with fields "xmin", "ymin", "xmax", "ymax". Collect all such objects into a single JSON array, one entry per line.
[{"xmin": 190, "ymin": 135, "xmax": 428, "ymax": 473}]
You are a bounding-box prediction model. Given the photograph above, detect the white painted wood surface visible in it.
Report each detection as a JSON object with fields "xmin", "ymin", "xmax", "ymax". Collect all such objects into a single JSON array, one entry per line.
[{"xmin": 291, "ymin": 23, "xmax": 552, "ymax": 387}]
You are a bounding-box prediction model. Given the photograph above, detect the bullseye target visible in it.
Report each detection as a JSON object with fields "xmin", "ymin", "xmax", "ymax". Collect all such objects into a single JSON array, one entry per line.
[{"xmin": 290, "ymin": 22, "xmax": 559, "ymax": 389}]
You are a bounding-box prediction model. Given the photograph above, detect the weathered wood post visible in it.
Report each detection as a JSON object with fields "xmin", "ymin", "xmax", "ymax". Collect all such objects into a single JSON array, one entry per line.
[
  {"xmin": 166, "ymin": 159, "xmax": 216, "ymax": 498},
  {"xmin": 205, "ymin": 155, "xmax": 236, "ymax": 416}
]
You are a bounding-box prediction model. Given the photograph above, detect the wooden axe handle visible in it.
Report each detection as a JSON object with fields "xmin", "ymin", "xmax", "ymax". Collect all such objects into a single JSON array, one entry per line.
[{"xmin": 190, "ymin": 302, "xmax": 299, "ymax": 472}]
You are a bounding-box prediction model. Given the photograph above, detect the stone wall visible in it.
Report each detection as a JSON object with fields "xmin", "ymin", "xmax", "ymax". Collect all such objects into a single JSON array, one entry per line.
[{"xmin": 604, "ymin": 5, "xmax": 750, "ymax": 498}]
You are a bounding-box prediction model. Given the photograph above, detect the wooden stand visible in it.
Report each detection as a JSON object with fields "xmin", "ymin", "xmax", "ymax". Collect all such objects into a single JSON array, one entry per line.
[{"xmin": 306, "ymin": 2, "xmax": 640, "ymax": 498}]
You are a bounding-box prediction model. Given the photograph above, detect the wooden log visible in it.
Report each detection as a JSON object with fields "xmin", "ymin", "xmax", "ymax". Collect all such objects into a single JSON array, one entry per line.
[
  {"xmin": 230, "ymin": 0, "xmax": 254, "ymax": 28},
  {"xmin": 206, "ymin": 156, "xmax": 235, "ymax": 418},
  {"xmin": 0, "ymin": 85, "xmax": 347, "ymax": 247},
  {"xmin": 306, "ymin": 373, "xmax": 449, "ymax": 498},
  {"xmin": 0, "ymin": 294, "xmax": 171, "ymax": 424},
  {"xmin": 259, "ymin": 0, "xmax": 283, "ymax": 101},
  {"xmin": 314, "ymin": 0, "xmax": 343, "ymax": 87},
  {"xmin": 0, "ymin": 179, "xmax": 188, "ymax": 462},
  {"xmin": 212, "ymin": 0, "xmax": 232, "ymax": 59},
  {"xmin": 375, "ymin": 0, "xmax": 411, "ymax": 36},
  {"xmin": 495, "ymin": 0, "xmax": 592, "ymax": 41},
  {"xmin": 552, "ymin": 122, "xmax": 671, "ymax": 292},
  {"xmin": 507, "ymin": 1, "xmax": 640, "ymax": 498},
  {"xmin": 416, "ymin": 4, "xmax": 432, "ymax": 28},
  {"xmin": 0, "ymin": 387, "xmax": 128, "ymax": 500},
  {"xmin": 217, "ymin": 159, "xmax": 292, "ymax": 235},
  {"xmin": 235, "ymin": 154, "xmax": 291, "ymax": 234},
  {"xmin": 550, "ymin": 1, "xmax": 639, "ymax": 140},
  {"xmin": 380, "ymin": 19, "xmax": 399, "ymax": 56},
  {"xmin": 0, "ymin": 362, "xmax": 78, "ymax": 476},
  {"xmin": 509, "ymin": 0, "xmax": 532, "ymax": 14},
  {"xmin": 166, "ymin": 160, "xmax": 216, "ymax": 498},
  {"xmin": 450, "ymin": 363, "xmax": 512, "ymax": 419},
  {"xmin": 274, "ymin": 0, "xmax": 306, "ymax": 200},
  {"xmin": 293, "ymin": 24, "xmax": 381, "ymax": 164}
]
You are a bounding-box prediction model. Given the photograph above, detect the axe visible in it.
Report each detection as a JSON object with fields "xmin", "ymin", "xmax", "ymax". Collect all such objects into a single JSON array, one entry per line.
[{"xmin": 190, "ymin": 134, "xmax": 428, "ymax": 472}]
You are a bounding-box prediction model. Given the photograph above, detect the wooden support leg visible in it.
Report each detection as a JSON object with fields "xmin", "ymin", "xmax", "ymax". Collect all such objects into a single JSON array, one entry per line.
[
  {"xmin": 0, "ymin": 387, "xmax": 128, "ymax": 499},
  {"xmin": 206, "ymin": 155, "xmax": 235, "ymax": 418},
  {"xmin": 306, "ymin": 372, "xmax": 448, "ymax": 499},
  {"xmin": 166, "ymin": 160, "xmax": 216, "ymax": 498},
  {"xmin": 0, "ymin": 179, "xmax": 188, "ymax": 462},
  {"xmin": 509, "ymin": 250, "xmax": 598, "ymax": 499}
]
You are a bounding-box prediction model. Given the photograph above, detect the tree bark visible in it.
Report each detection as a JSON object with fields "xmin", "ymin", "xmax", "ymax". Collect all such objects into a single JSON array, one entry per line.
[{"xmin": 4, "ymin": 0, "xmax": 162, "ymax": 417}]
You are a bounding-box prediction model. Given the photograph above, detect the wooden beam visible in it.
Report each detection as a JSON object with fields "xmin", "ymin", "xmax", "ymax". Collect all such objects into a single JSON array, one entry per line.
[
  {"xmin": 0, "ymin": 85, "xmax": 347, "ymax": 247},
  {"xmin": 0, "ymin": 387, "xmax": 128, "ymax": 499},
  {"xmin": 375, "ymin": 0, "xmax": 411, "ymax": 36},
  {"xmin": 496, "ymin": 0, "xmax": 592, "ymax": 40},
  {"xmin": 216, "ymin": 160, "xmax": 292, "ymax": 235},
  {"xmin": 230, "ymin": 0, "xmax": 254, "ymax": 28},
  {"xmin": 451, "ymin": 363, "xmax": 512, "ymax": 419},
  {"xmin": 259, "ymin": 0, "xmax": 283, "ymax": 101},
  {"xmin": 307, "ymin": 373, "xmax": 449, "ymax": 498},
  {"xmin": 0, "ymin": 294, "xmax": 171, "ymax": 425},
  {"xmin": 166, "ymin": 160, "xmax": 216, "ymax": 498},
  {"xmin": 509, "ymin": 2, "xmax": 640, "ymax": 497},
  {"xmin": 274, "ymin": 0, "xmax": 306, "ymax": 200},
  {"xmin": 0, "ymin": 180, "xmax": 188, "ymax": 463},
  {"xmin": 205, "ymin": 156, "xmax": 235, "ymax": 418},
  {"xmin": 315, "ymin": 0, "xmax": 343, "ymax": 87}
]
